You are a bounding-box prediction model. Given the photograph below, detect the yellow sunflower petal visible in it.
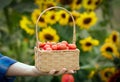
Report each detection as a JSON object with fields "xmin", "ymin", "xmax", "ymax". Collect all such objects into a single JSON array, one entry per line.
[
  {"xmin": 99, "ymin": 67, "xmax": 115, "ymax": 82},
  {"xmin": 31, "ymin": 9, "xmax": 47, "ymax": 28},
  {"xmin": 76, "ymin": 11, "xmax": 97, "ymax": 29},
  {"xmin": 92, "ymin": 39, "xmax": 99, "ymax": 46},
  {"xmin": 45, "ymin": 11, "xmax": 58, "ymax": 25},
  {"xmin": 105, "ymin": 31, "xmax": 120, "ymax": 46},
  {"xmin": 68, "ymin": 11, "xmax": 81, "ymax": 25},
  {"xmin": 20, "ymin": 16, "xmax": 34, "ymax": 35},
  {"xmin": 56, "ymin": 10, "xmax": 69, "ymax": 25},
  {"xmin": 100, "ymin": 42, "xmax": 119, "ymax": 59},
  {"xmin": 79, "ymin": 36, "xmax": 99, "ymax": 52},
  {"xmin": 83, "ymin": 0, "xmax": 96, "ymax": 10},
  {"xmin": 70, "ymin": 0, "xmax": 83, "ymax": 10},
  {"xmin": 43, "ymin": 1, "xmax": 56, "ymax": 10},
  {"xmin": 39, "ymin": 26, "xmax": 59, "ymax": 42}
]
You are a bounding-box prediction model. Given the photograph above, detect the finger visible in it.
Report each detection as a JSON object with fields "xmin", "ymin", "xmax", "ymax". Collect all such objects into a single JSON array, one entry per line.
[
  {"xmin": 67, "ymin": 70, "xmax": 75, "ymax": 74},
  {"xmin": 49, "ymin": 69, "xmax": 56, "ymax": 75},
  {"xmin": 54, "ymin": 68, "xmax": 67, "ymax": 76}
]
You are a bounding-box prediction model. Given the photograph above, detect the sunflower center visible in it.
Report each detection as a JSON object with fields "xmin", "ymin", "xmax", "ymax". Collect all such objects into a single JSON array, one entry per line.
[
  {"xmin": 69, "ymin": 16, "xmax": 76, "ymax": 22},
  {"xmin": 84, "ymin": 18, "xmax": 92, "ymax": 24},
  {"xmin": 47, "ymin": 4, "xmax": 54, "ymax": 8},
  {"xmin": 113, "ymin": 35, "xmax": 117, "ymax": 42},
  {"xmin": 51, "ymin": 15, "xmax": 55, "ymax": 20},
  {"xmin": 106, "ymin": 47, "xmax": 113, "ymax": 52},
  {"xmin": 86, "ymin": 42, "xmax": 92, "ymax": 46},
  {"xmin": 59, "ymin": 0, "xmax": 73, "ymax": 5},
  {"xmin": 95, "ymin": 0, "xmax": 100, "ymax": 5},
  {"xmin": 39, "ymin": 17, "xmax": 44, "ymax": 22},
  {"xmin": 76, "ymin": 0, "xmax": 82, "ymax": 5},
  {"xmin": 61, "ymin": 13, "xmax": 66, "ymax": 18},
  {"xmin": 88, "ymin": 0, "xmax": 92, "ymax": 5},
  {"xmin": 115, "ymin": 76, "xmax": 120, "ymax": 82},
  {"xmin": 44, "ymin": 34, "xmax": 54, "ymax": 41},
  {"xmin": 104, "ymin": 72, "xmax": 112, "ymax": 78}
]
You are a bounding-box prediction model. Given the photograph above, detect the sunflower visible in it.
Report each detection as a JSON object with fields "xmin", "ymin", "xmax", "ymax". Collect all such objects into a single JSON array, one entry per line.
[
  {"xmin": 99, "ymin": 67, "xmax": 115, "ymax": 82},
  {"xmin": 79, "ymin": 36, "xmax": 99, "ymax": 52},
  {"xmin": 105, "ymin": 31, "xmax": 120, "ymax": 46},
  {"xmin": 43, "ymin": 1, "xmax": 56, "ymax": 10},
  {"xmin": 100, "ymin": 43, "xmax": 119, "ymax": 60},
  {"xmin": 108, "ymin": 70, "xmax": 120, "ymax": 82},
  {"xmin": 35, "ymin": 0, "xmax": 55, "ymax": 8},
  {"xmin": 83, "ymin": 0, "xmax": 96, "ymax": 10},
  {"xmin": 68, "ymin": 11, "xmax": 81, "ymax": 26},
  {"xmin": 20, "ymin": 16, "xmax": 34, "ymax": 35},
  {"xmin": 31, "ymin": 9, "xmax": 47, "ymax": 28},
  {"xmin": 39, "ymin": 26, "xmax": 60, "ymax": 42},
  {"xmin": 70, "ymin": 0, "xmax": 83, "ymax": 10},
  {"xmin": 94, "ymin": 0, "xmax": 102, "ymax": 9},
  {"xmin": 57, "ymin": 0, "xmax": 73, "ymax": 5},
  {"xmin": 35, "ymin": 0, "xmax": 43, "ymax": 7},
  {"xmin": 56, "ymin": 10, "xmax": 69, "ymax": 25},
  {"xmin": 76, "ymin": 11, "xmax": 97, "ymax": 29},
  {"xmin": 45, "ymin": 11, "xmax": 58, "ymax": 25}
]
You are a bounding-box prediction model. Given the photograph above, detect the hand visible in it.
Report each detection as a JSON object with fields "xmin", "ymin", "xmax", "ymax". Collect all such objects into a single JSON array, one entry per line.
[{"xmin": 32, "ymin": 66, "xmax": 75, "ymax": 76}]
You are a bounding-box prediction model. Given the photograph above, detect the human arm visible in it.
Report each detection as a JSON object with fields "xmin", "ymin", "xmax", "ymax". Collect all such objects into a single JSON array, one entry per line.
[
  {"xmin": 6, "ymin": 62, "xmax": 74, "ymax": 76},
  {"xmin": 0, "ymin": 53, "xmax": 74, "ymax": 77},
  {"xmin": 0, "ymin": 53, "xmax": 16, "ymax": 81}
]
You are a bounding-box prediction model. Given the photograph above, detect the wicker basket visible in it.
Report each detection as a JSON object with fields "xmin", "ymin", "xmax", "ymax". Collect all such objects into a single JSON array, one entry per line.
[{"xmin": 34, "ymin": 6, "xmax": 80, "ymax": 72}]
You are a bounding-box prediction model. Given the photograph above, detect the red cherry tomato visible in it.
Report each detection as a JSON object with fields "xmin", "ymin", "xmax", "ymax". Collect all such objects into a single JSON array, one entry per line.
[
  {"xmin": 61, "ymin": 74, "xmax": 74, "ymax": 82},
  {"xmin": 62, "ymin": 41, "xmax": 68, "ymax": 46},
  {"xmin": 51, "ymin": 44, "xmax": 58, "ymax": 50},
  {"xmin": 38, "ymin": 42, "xmax": 45, "ymax": 48},
  {"xmin": 57, "ymin": 43, "xmax": 67, "ymax": 50},
  {"xmin": 68, "ymin": 44, "xmax": 76, "ymax": 50}
]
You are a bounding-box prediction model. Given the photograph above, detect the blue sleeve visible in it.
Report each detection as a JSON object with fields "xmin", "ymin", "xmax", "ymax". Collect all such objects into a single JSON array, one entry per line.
[
  {"xmin": 0, "ymin": 54, "xmax": 3, "ymax": 58},
  {"xmin": 0, "ymin": 53, "xmax": 17, "ymax": 82}
]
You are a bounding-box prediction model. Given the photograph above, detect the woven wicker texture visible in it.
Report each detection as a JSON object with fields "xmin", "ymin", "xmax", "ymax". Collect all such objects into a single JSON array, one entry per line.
[
  {"xmin": 34, "ymin": 6, "xmax": 80, "ymax": 72},
  {"xmin": 35, "ymin": 48, "xmax": 80, "ymax": 72}
]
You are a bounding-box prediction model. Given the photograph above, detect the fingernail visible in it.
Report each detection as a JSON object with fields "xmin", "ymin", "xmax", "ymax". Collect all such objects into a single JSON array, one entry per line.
[
  {"xmin": 71, "ymin": 70, "xmax": 74, "ymax": 73},
  {"xmin": 50, "ymin": 69, "xmax": 56, "ymax": 74},
  {"xmin": 63, "ymin": 68, "xmax": 66, "ymax": 70},
  {"xmin": 63, "ymin": 68, "xmax": 67, "ymax": 70}
]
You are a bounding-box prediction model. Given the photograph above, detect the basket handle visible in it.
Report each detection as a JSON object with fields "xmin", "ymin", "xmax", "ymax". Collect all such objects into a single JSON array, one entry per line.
[{"xmin": 35, "ymin": 6, "xmax": 76, "ymax": 45}]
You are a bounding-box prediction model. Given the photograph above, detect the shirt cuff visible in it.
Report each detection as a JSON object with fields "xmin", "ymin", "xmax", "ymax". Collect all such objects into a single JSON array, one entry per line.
[{"xmin": 0, "ymin": 56, "xmax": 16, "ymax": 78}]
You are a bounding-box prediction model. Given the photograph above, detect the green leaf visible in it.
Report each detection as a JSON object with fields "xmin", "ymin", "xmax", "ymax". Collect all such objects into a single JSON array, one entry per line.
[
  {"xmin": 53, "ymin": 24, "xmax": 73, "ymax": 43},
  {"xmin": 89, "ymin": 29, "xmax": 108, "ymax": 44},
  {"xmin": 33, "ymin": 76, "xmax": 53, "ymax": 82},
  {"xmin": 77, "ymin": 30, "xmax": 90, "ymax": 38},
  {"xmin": 51, "ymin": 76, "xmax": 60, "ymax": 82},
  {"xmin": 0, "ymin": 0, "xmax": 13, "ymax": 10}
]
